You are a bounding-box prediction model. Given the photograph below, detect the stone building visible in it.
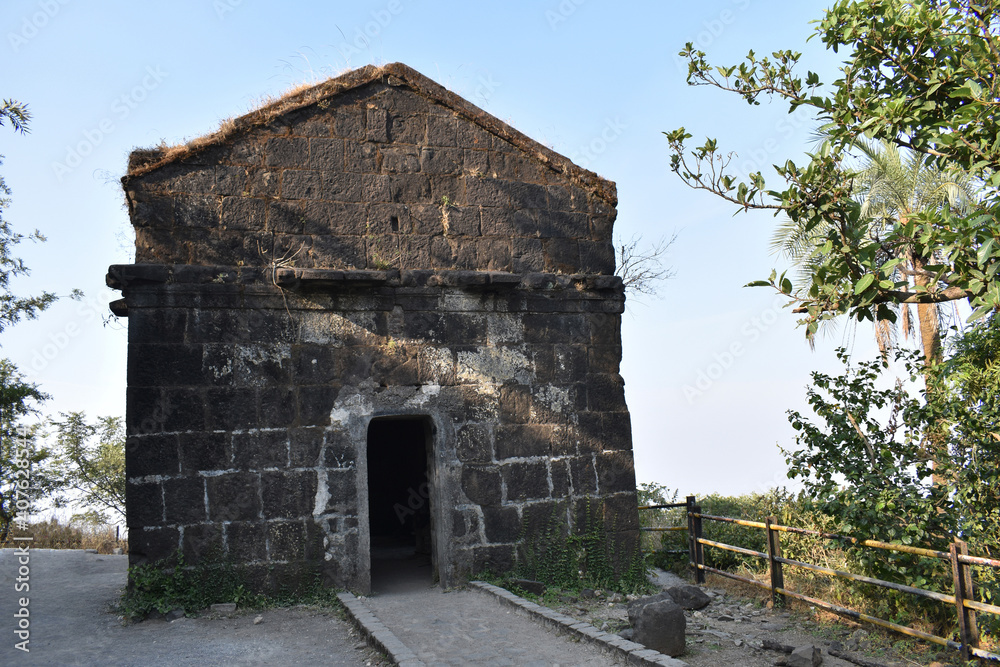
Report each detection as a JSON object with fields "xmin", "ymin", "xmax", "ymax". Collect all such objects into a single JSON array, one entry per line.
[{"xmin": 109, "ymin": 63, "xmax": 639, "ymax": 594}]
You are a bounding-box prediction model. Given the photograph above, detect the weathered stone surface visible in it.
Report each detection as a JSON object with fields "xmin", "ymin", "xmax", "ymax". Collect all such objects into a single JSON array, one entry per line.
[
  {"xmin": 116, "ymin": 63, "xmax": 637, "ymax": 596},
  {"xmin": 787, "ymin": 645, "xmax": 823, "ymax": 667},
  {"xmin": 665, "ymin": 585, "xmax": 712, "ymax": 610},
  {"xmin": 632, "ymin": 600, "xmax": 686, "ymax": 657}
]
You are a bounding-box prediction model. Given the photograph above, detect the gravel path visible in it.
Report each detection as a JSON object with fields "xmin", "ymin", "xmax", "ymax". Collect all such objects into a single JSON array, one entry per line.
[
  {"xmin": 363, "ymin": 585, "xmax": 618, "ymax": 666},
  {"xmin": 0, "ymin": 548, "xmax": 383, "ymax": 666}
]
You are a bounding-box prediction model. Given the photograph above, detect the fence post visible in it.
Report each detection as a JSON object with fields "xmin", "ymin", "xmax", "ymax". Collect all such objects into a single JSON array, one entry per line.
[
  {"xmin": 765, "ymin": 516, "xmax": 784, "ymax": 608},
  {"xmin": 691, "ymin": 502, "xmax": 705, "ymax": 584},
  {"xmin": 950, "ymin": 539, "xmax": 979, "ymax": 662},
  {"xmin": 686, "ymin": 496, "xmax": 696, "ymax": 581}
]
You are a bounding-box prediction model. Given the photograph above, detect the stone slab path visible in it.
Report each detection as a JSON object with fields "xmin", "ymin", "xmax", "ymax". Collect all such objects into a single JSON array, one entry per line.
[
  {"xmin": 360, "ymin": 585, "xmax": 619, "ymax": 666},
  {"xmin": 0, "ymin": 549, "xmax": 384, "ymax": 666}
]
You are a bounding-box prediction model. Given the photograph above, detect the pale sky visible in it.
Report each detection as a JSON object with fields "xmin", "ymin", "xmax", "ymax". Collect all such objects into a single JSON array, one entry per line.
[{"xmin": 2, "ymin": 0, "xmax": 885, "ymax": 498}]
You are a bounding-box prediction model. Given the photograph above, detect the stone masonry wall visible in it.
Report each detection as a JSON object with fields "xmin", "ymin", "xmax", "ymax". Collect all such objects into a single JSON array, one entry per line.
[
  {"xmin": 125, "ymin": 81, "xmax": 616, "ymax": 276},
  {"xmin": 117, "ymin": 266, "xmax": 639, "ymax": 592}
]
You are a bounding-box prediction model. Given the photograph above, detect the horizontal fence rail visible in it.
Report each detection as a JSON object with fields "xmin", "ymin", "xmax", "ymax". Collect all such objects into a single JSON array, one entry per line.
[{"xmin": 638, "ymin": 497, "xmax": 999, "ymax": 663}]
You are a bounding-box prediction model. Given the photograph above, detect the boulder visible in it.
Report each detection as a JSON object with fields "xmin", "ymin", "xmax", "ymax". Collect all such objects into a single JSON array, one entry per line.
[
  {"xmin": 787, "ymin": 645, "xmax": 822, "ymax": 667},
  {"xmin": 665, "ymin": 585, "xmax": 712, "ymax": 610},
  {"xmin": 626, "ymin": 592, "xmax": 674, "ymax": 625},
  {"xmin": 632, "ymin": 599, "xmax": 686, "ymax": 657}
]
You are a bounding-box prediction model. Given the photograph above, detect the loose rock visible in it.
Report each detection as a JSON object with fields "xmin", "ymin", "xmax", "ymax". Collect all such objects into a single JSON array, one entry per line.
[
  {"xmin": 665, "ymin": 585, "xmax": 712, "ymax": 610},
  {"xmin": 632, "ymin": 599, "xmax": 686, "ymax": 657}
]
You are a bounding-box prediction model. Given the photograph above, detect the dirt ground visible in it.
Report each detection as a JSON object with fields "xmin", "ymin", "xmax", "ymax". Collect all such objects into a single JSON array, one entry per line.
[{"xmin": 535, "ymin": 569, "xmax": 964, "ymax": 667}]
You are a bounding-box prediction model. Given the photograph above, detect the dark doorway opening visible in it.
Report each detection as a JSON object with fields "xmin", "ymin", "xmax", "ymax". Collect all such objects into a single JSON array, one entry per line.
[{"xmin": 367, "ymin": 416, "xmax": 434, "ymax": 593}]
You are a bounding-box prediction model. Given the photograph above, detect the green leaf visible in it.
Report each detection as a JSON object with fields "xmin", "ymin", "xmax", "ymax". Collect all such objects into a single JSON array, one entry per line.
[
  {"xmin": 978, "ymin": 237, "xmax": 996, "ymax": 266},
  {"xmin": 854, "ymin": 274, "xmax": 875, "ymax": 295}
]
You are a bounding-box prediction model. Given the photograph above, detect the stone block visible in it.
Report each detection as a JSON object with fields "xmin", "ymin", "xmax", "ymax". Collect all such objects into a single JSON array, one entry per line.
[
  {"xmin": 381, "ymin": 146, "xmax": 420, "ymax": 173},
  {"xmin": 596, "ymin": 451, "xmax": 636, "ymax": 495},
  {"xmin": 366, "ymin": 108, "xmax": 388, "ymax": 142},
  {"xmin": 461, "ymin": 465, "xmax": 502, "ymax": 506},
  {"xmin": 498, "ymin": 383, "xmax": 532, "ymax": 424},
  {"xmin": 323, "ymin": 172, "xmax": 364, "ymax": 201},
  {"xmin": 174, "ymin": 195, "xmax": 221, "ymax": 228},
  {"xmin": 495, "ymin": 424, "xmax": 551, "ymax": 460},
  {"xmin": 456, "ymin": 423, "xmax": 493, "ymax": 463},
  {"xmin": 471, "ymin": 544, "xmax": 514, "ymax": 575},
  {"xmin": 163, "ymin": 476, "xmax": 206, "ymax": 524},
  {"xmin": 466, "ymin": 177, "xmax": 512, "ymax": 207},
  {"xmin": 289, "ymin": 428, "xmax": 324, "ymax": 467},
  {"xmin": 233, "ymin": 430, "xmax": 289, "ymax": 469},
  {"xmin": 334, "ymin": 108, "xmax": 365, "ymax": 140},
  {"xmin": 281, "ymin": 169, "xmax": 323, "ymax": 201},
  {"xmin": 323, "ymin": 469, "xmax": 357, "ymax": 513},
  {"xmin": 588, "ymin": 373, "xmax": 628, "ymax": 412},
  {"xmin": 344, "ymin": 139, "xmax": 378, "ymax": 172},
  {"xmin": 178, "ymin": 431, "xmax": 229, "ymax": 473},
  {"xmin": 126, "ymin": 434, "xmax": 180, "ymax": 478},
  {"xmin": 388, "ymin": 174, "xmax": 431, "ymax": 202},
  {"xmin": 221, "ymin": 196, "xmax": 266, "ymax": 231},
  {"xmin": 206, "ymin": 471, "xmax": 262, "ymax": 522},
  {"xmin": 266, "ymin": 137, "xmax": 310, "ymax": 168},
  {"xmin": 128, "ymin": 526, "xmax": 179, "ymax": 564},
  {"xmin": 426, "ymin": 114, "xmax": 458, "ymax": 147},
  {"xmin": 126, "ymin": 480, "xmax": 163, "ymax": 527},
  {"xmin": 482, "ymin": 506, "xmax": 520, "ymax": 543},
  {"xmin": 182, "ymin": 523, "xmax": 224, "ymax": 563},
  {"xmin": 262, "ymin": 470, "xmax": 317, "ymax": 519},
  {"xmin": 297, "ymin": 385, "xmax": 340, "ymax": 427},
  {"xmin": 543, "ymin": 237, "xmax": 580, "ymax": 273},
  {"xmin": 387, "ymin": 113, "xmax": 425, "ymax": 144},
  {"xmin": 569, "ymin": 456, "xmax": 598, "ymax": 495},
  {"xmin": 226, "ymin": 521, "xmax": 267, "ymax": 561},
  {"xmin": 307, "ymin": 137, "xmax": 344, "ymax": 170},
  {"xmin": 419, "ymin": 146, "xmax": 462, "ymax": 175},
  {"xmin": 502, "ymin": 461, "xmax": 549, "ymax": 501},
  {"xmin": 206, "ymin": 387, "xmax": 258, "ymax": 431}
]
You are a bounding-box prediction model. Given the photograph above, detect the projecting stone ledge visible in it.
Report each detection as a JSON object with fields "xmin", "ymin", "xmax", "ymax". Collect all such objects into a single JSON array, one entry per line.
[{"xmin": 106, "ymin": 264, "xmax": 624, "ymax": 292}]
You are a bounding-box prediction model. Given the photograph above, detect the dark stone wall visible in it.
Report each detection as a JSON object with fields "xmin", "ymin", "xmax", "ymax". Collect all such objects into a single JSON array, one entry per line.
[
  {"xmin": 124, "ymin": 82, "xmax": 616, "ymax": 275},
  {"xmin": 116, "ymin": 77, "xmax": 638, "ymax": 594},
  {"xmin": 118, "ymin": 267, "xmax": 638, "ymax": 592}
]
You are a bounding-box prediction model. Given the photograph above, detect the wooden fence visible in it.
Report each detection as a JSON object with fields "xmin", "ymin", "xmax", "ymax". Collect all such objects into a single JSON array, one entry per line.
[{"xmin": 638, "ymin": 496, "xmax": 1000, "ymax": 663}]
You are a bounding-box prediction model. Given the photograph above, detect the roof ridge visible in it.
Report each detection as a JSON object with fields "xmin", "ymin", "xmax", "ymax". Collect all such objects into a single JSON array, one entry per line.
[{"xmin": 122, "ymin": 62, "xmax": 616, "ymax": 206}]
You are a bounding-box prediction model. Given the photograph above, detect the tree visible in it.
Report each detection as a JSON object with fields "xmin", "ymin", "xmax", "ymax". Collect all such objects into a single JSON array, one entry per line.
[
  {"xmin": 0, "ymin": 99, "xmax": 55, "ymax": 333},
  {"xmin": 47, "ymin": 413, "xmax": 126, "ymax": 524},
  {"xmin": 0, "ymin": 360, "xmax": 59, "ymax": 541},
  {"xmin": 785, "ymin": 316, "xmax": 1000, "ymax": 630},
  {"xmin": 666, "ymin": 0, "xmax": 1000, "ymax": 336},
  {"xmin": 772, "ymin": 138, "xmax": 978, "ymax": 361},
  {"xmin": 615, "ymin": 233, "xmax": 676, "ymax": 299}
]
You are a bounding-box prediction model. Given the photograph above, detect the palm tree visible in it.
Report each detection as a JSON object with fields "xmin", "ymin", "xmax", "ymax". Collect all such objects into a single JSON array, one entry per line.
[{"xmin": 772, "ymin": 139, "xmax": 978, "ymax": 365}]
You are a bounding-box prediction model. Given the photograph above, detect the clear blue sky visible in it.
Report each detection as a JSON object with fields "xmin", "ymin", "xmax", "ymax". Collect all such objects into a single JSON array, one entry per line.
[{"xmin": 2, "ymin": 0, "xmax": 880, "ymax": 497}]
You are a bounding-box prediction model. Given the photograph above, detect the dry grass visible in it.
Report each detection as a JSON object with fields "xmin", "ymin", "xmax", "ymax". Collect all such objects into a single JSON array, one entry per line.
[
  {"xmin": 134, "ymin": 68, "xmax": 358, "ymax": 177},
  {"xmin": 2, "ymin": 517, "xmax": 127, "ymax": 554}
]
